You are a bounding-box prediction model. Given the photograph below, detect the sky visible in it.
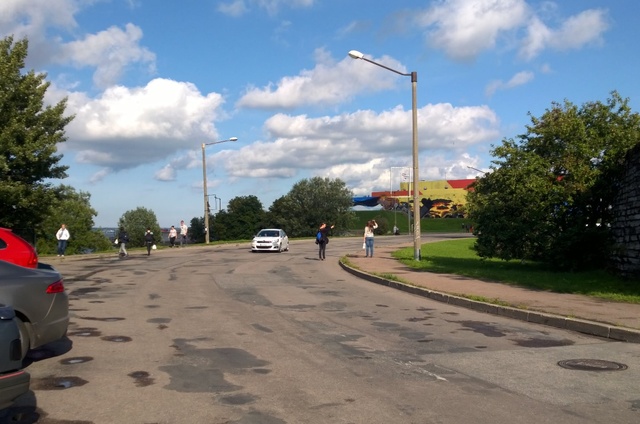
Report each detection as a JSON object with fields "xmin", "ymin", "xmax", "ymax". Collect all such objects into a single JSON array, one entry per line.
[{"xmin": 1, "ymin": 0, "xmax": 638, "ymax": 228}]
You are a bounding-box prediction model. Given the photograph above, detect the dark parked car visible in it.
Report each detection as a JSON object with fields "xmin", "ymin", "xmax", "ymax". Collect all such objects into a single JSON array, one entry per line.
[
  {"xmin": 0, "ymin": 228, "xmax": 38, "ymax": 269},
  {"xmin": 0, "ymin": 305, "xmax": 29, "ymax": 410},
  {"xmin": 0, "ymin": 261, "xmax": 69, "ymax": 359}
]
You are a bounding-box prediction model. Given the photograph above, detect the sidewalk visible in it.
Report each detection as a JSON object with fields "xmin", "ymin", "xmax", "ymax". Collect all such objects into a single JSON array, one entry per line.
[{"xmin": 341, "ymin": 246, "xmax": 640, "ymax": 343}]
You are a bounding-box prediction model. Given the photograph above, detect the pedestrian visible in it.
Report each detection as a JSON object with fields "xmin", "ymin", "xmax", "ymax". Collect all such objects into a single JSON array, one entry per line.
[
  {"xmin": 317, "ymin": 223, "xmax": 335, "ymax": 261},
  {"xmin": 179, "ymin": 220, "xmax": 188, "ymax": 247},
  {"xmin": 118, "ymin": 227, "xmax": 129, "ymax": 258},
  {"xmin": 55, "ymin": 224, "xmax": 70, "ymax": 257},
  {"xmin": 168, "ymin": 225, "xmax": 177, "ymax": 247},
  {"xmin": 363, "ymin": 220, "xmax": 378, "ymax": 258},
  {"xmin": 144, "ymin": 228, "xmax": 155, "ymax": 256}
]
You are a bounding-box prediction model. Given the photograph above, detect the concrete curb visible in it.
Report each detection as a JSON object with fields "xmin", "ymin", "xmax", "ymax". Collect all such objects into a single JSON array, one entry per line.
[{"xmin": 339, "ymin": 261, "xmax": 640, "ymax": 344}]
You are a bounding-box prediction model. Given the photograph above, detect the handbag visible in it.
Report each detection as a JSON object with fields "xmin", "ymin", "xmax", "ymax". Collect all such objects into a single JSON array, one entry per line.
[
  {"xmin": 151, "ymin": 244, "xmax": 157, "ymax": 250},
  {"xmin": 362, "ymin": 242, "xmax": 366, "ymax": 250}
]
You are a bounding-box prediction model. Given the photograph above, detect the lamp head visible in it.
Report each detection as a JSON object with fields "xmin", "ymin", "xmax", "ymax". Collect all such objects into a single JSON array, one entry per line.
[
  {"xmin": 229, "ymin": 137, "xmax": 238, "ymax": 142},
  {"xmin": 348, "ymin": 50, "xmax": 364, "ymax": 59}
]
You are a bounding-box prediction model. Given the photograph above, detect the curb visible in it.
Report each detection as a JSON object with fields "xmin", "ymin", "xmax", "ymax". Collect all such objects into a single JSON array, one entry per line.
[{"xmin": 339, "ymin": 261, "xmax": 640, "ymax": 344}]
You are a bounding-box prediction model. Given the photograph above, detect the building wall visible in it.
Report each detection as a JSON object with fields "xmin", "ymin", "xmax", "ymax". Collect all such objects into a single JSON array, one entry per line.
[
  {"xmin": 611, "ymin": 144, "xmax": 640, "ymax": 278},
  {"xmin": 372, "ymin": 179, "xmax": 475, "ymax": 218}
]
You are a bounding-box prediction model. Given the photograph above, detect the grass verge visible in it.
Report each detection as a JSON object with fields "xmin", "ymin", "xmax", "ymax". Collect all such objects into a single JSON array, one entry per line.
[{"xmin": 391, "ymin": 238, "xmax": 640, "ymax": 303}]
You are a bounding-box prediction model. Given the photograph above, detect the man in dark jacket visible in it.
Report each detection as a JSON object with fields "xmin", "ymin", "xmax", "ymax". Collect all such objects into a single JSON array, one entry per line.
[
  {"xmin": 144, "ymin": 228, "xmax": 155, "ymax": 256},
  {"xmin": 317, "ymin": 223, "xmax": 335, "ymax": 261},
  {"xmin": 118, "ymin": 228, "xmax": 129, "ymax": 258}
]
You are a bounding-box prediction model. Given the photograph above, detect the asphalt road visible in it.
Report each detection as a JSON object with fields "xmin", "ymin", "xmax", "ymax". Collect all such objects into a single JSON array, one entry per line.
[{"xmin": 5, "ymin": 236, "xmax": 640, "ymax": 424}]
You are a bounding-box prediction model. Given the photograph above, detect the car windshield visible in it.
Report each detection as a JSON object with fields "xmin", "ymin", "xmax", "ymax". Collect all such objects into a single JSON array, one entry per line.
[{"xmin": 258, "ymin": 230, "xmax": 279, "ymax": 237}]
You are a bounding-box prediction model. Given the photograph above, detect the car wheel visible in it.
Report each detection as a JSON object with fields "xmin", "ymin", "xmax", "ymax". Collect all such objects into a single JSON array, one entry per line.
[{"xmin": 16, "ymin": 318, "xmax": 30, "ymax": 360}]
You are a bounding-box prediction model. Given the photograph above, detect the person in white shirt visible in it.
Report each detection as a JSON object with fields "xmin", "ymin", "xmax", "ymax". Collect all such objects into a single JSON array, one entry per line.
[
  {"xmin": 363, "ymin": 220, "xmax": 378, "ymax": 258},
  {"xmin": 179, "ymin": 220, "xmax": 188, "ymax": 247},
  {"xmin": 56, "ymin": 224, "xmax": 70, "ymax": 257},
  {"xmin": 168, "ymin": 225, "xmax": 177, "ymax": 247}
]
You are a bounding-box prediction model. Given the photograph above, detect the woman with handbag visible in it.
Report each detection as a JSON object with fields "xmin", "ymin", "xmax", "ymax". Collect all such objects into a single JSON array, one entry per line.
[{"xmin": 363, "ymin": 220, "xmax": 378, "ymax": 258}]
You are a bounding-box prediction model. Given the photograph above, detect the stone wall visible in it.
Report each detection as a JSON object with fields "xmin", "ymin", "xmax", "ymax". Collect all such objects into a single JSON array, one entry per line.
[{"xmin": 611, "ymin": 143, "xmax": 640, "ymax": 278}]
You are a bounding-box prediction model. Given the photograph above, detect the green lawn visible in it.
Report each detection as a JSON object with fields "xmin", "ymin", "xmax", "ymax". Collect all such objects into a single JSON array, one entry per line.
[
  {"xmin": 352, "ymin": 210, "xmax": 472, "ymax": 234},
  {"xmin": 392, "ymin": 238, "xmax": 640, "ymax": 303}
]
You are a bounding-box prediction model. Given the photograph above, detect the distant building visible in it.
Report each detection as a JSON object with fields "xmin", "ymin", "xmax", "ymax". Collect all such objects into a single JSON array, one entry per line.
[{"xmin": 371, "ymin": 178, "xmax": 476, "ymax": 218}]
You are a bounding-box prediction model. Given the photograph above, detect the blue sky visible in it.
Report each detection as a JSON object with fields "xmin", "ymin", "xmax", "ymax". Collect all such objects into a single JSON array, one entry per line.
[{"xmin": 2, "ymin": 0, "xmax": 638, "ymax": 227}]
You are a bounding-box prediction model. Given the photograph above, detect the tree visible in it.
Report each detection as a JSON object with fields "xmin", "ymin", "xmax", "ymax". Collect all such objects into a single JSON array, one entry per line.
[
  {"xmin": 223, "ymin": 195, "xmax": 266, "ymax": 240},
  {"xmin": 190, "ymin": 217, "xmax": 205, "ymax": 243},
  {"xmin": 209, "ymin": 210, "xmax": 229, "ymax": 241},
  {"xmin": 117, "ymin": 207, "xmax": 161, "ymax": 248},
  {"xmin": 0, "ymin": 36, "xmax": 74, "ymax": 235},
  {"xmin": 268, "ymin": 177, "xmax": 355, "ymax": 238},
  {"xmin": 36, "ymin": 185, "xmax": 112, "ymax": 255},
  {"xmin": 467, "ymin": 91, "xmax": 640, "ymax": 270}
]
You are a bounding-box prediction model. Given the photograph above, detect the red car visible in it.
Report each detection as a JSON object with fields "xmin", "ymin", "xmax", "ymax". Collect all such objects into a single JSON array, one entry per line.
[{"xmin": 0, "ymin": 228, "xmax": 38, "ymax": 269}]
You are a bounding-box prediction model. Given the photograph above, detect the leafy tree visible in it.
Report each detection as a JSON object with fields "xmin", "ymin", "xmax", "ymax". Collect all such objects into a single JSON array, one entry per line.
[
  {"xmin": 268, "ymin": 177, "xmax": 355, "ymax": 237},
  {"xmin": 36, "ymin": 185, "xmax": 111, "ymax": 255},
  {"xmin": 222, "ymin": 195, "xmax": 266, "ymax": 240},
  {"xmin": 467, "ymin": 91, "xmax": 640, "ymax": 270},
  {"xmin": 117, "ymin": 207, "xmax": 161, "ymax": 248},
  {"xmin": 190, "ymin": 217, "xmax": 204, "ymax": 243},
  {"xmin": 0, "ymin": 36, "xmax": 74, "ymax": 234},
  {"xmin": 209, "ymin": 211, "xmax": 229, "ymax": 241}
]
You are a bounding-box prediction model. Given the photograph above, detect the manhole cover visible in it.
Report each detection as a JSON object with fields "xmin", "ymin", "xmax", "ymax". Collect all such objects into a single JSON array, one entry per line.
[{"xmin": 558, "ymin": 359, "xmax": 628, "ymax": 371}]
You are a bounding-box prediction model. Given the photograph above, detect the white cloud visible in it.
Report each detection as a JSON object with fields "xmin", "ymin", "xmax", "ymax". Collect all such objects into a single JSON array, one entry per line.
[
  {"xmin": 549, "ymin": 9, "xmax": 609, "ymax": 50},
  {"xmin": 236, "ymin": 48, "xmax": 405, "ymax": 109},
  {"xmin": 0, "ymin": 1, "xmax": 155, "ymax": 88},
  {"xmin": 89, "ymin": 167, "xmax": 113, "ymax": 184},
  {"xmin": 218, "ymin": 0, "xmax": 315, "ymax": 16},
  {"xmin": 485, "ymin": 70, "xmax": 535, "ymax": 97},
  {"xmin": 416, "ymin": 0, "xmax": 530, "ymax": 61},
  {"xmin": 0, "ymin": 0, "xmax": 79, "ymax": 35},
  {"xmin": 58, "ymin": 23, "xmax": 156, "ymax": 88},
  {"xmin": 520, "ymin": 9, "xmax": 609, "ymax": 59},
  {"xmin": 217, "ymin": 103, "xmax": 499, "ymax": 183},
  {"xmin": 414, "ymin": 0, "xmax": 609, "ymax": 62},
  {"xmin": 62, "ymin": 78, "xmax": 226, "ymax": 171},
  {"xmin": 154, "ymin": 164, "xmax": 177, "ymax": 182},
  {"xmin": 217, "ymin": 0, "xmax": 248, "ymax": 17}
]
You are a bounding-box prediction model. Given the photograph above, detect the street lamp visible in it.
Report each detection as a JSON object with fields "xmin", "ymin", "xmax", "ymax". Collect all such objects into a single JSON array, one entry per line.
[
  {"xmin": 467, "ymin": 166, "xmax": 486, "ymax": 175},
  {"xmin": 202, "ymin": 137, "xmax": 237, "ymax": 244},
  {"xmin": 349, "ymin": 50, "xmax": 421, "ymax": 260}
]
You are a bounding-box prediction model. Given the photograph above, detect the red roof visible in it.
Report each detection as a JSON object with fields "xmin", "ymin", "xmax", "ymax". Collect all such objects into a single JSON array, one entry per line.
[{"xmin": 447, "ymin": 179, "xmax": 476, "ymax": 189}]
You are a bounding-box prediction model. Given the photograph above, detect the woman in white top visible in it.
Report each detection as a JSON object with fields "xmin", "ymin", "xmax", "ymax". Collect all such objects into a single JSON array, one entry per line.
[{"xmin": 363, "ymin": 220, "xmax": 378, "ymax": 258}]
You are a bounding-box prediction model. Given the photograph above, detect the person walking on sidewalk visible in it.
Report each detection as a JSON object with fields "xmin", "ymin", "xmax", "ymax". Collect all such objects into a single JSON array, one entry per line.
[
  {"xmin": 317, "ymin": 223, "xmax": 334, "ymax": 261},
  {"xmin": 179, "ymin": 220, "xmax": 188, "ymax": 247},
  {"xmin": 168, "ymin": 225, "xmax": 177, "ymax": 247},
  {"xmin": 363, "ymin": 219, "xmax": 378, "ymax": 258},
  {"xmin": 144, "ymin": 228, "xmax": 155, "ymax": 256},
  {"xmin": 55, "ymin": 224, "xmax": 70, "ymax": 257},
  {"xmin": 118, "ymin": 227, "xmax": 129, "ymax": 258}
]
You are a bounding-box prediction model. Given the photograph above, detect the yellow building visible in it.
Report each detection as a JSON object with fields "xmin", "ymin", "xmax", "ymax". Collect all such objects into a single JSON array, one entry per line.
[{"xmin": 373, "ymin": 179, "xmax": 475, "ymax": 218}]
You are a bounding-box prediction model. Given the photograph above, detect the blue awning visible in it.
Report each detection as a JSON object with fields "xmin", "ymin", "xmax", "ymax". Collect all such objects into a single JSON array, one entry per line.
[{"xmin": 352, "ymin": 196, "xmax": 381, "ymax": 207}]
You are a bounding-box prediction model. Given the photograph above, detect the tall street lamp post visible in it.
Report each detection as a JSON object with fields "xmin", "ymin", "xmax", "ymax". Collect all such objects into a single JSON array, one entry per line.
[
  {"xmin": 349, "ymin": 50, "xmax": 421, "ymax": 260},
  {"xmin": 202, "ymin": 137, "xmax": 237, "ymax": 244}
]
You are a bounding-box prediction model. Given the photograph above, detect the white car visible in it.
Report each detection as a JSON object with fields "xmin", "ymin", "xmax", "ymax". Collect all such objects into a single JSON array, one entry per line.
[{"xmin": 251, "ymin": 229, "xmax": 289, "ymax": 253}]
